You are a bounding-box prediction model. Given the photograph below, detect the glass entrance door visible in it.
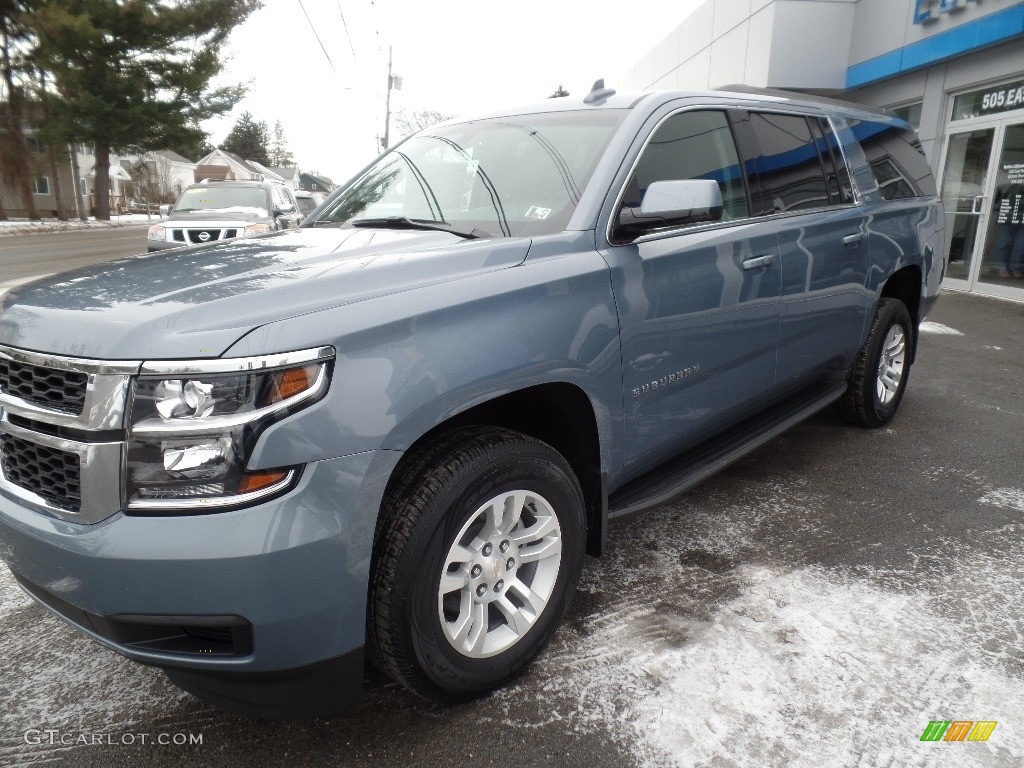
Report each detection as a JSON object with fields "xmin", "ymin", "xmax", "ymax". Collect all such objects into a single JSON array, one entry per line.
[
  {"xmin": 939, "ymin": 127, "xmax": 996, "ymax": 283},
  {"xmin": 976, "ymin": 122, "xmax": 1024, "ymax": 289}
]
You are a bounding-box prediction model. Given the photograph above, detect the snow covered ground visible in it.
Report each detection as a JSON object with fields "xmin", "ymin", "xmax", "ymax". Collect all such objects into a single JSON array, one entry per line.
[{"xmin": 0, "ymin": 214, "xmax": 156, "ymax": 236}]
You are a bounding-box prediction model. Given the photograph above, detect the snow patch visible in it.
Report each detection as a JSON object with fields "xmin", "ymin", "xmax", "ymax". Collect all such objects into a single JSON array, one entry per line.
[
  {"xmin": 919, "ymin": 321, "xmax": 964, "ymax": 336},
  {"xmin": 979, "ymin": 488, "xmax": 1024, "ymax": 514},
  {"xmin": 0, "ymin": 215, "xmax": 152, "ymax": 236},
  {"xmin": 525, "ymin": 563, "xmax": 1023, "ymax": 767}
]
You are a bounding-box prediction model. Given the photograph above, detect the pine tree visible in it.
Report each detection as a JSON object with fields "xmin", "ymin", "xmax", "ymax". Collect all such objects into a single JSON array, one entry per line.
[
  {"xmin": 31, "ymin": 0, "xmax": 259, "ymax": 219},
  {"xmin": 220, "ymin": 111, "xmax": 270, "ymax": 165}
]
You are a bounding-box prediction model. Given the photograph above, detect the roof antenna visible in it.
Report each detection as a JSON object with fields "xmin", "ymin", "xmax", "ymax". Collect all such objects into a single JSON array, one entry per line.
[{"xmin": 583, "ymin": 78, "xmax": 616, "ymax": 105}]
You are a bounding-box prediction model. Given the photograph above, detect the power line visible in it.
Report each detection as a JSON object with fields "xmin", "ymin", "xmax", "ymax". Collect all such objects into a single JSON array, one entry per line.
[
  {"xmin": 337, "ymin": 2, "xmax": 358, "ymax": 63},
  {"xmin": 296, "ymin": 0, "xmax": 336, "ymax": 73}
]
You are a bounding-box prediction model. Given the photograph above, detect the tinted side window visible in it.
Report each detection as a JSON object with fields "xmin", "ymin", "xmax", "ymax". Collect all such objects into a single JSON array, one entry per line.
[
  {"xmin": 850, "ymin": 121, "xmax": 938, "ymax": 199},
  {"xmin": 622, "ymin": 110, "xmax": 749, "ymax": 223},
  {"xmin": 811, "ymin": 117, "xmax": 853, "ymax": 205},
  {"xmin": 747, "ymin": 113, "xmax": 830, "ymax": 213}
]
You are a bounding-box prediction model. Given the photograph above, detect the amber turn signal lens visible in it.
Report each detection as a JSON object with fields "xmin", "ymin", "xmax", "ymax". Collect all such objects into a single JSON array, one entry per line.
[
  {"xmin": 266, "ymin": 365, "xmax": 318, "ymax": 405},
  {"xmin": 237, "ymin": 470, "xmax": 289, "ymax": 494}
]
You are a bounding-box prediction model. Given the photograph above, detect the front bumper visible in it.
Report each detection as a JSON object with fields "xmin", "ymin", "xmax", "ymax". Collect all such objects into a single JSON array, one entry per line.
[{"xmin": 0, "ymin": 449, "xmax": 402, "ymax": 718}]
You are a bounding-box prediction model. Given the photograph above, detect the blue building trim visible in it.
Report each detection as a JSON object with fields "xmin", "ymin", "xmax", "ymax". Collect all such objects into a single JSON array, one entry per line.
[{"xmin": 846, "ymin": 2, "xmax": 1024, "ymax": 89}]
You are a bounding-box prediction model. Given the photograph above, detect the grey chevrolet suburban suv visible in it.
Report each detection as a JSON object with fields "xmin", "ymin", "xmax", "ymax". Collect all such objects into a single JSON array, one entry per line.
[
  {"xmin": 147, "ymin": 179, "xmax": 302, "ymax": 251},
  {"xmin": 0, "ymin": 83, "xmax": 944, "ymax": 719}
]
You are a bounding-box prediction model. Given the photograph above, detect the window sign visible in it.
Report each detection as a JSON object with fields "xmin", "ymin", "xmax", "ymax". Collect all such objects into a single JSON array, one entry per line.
[
  {"xmin": 996, "ymin": 162, "xmax": 1024, "ymax": 225},
  {"xmin": 914, "ymin": 0, "xmax": 981, "ymax": 24},
  {"xmin": 952, "ymin": 80, "xmax": 1024, "ymax": 120}
]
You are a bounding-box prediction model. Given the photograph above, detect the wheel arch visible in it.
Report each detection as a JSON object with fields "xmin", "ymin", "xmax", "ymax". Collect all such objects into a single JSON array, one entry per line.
[
  {"xmin": 381, "ymin": 382, "xmax": 608, "ymax": 558},
  {"xmin": 879, "ymin": 264, "xmax": 922, "ymax": 363}
]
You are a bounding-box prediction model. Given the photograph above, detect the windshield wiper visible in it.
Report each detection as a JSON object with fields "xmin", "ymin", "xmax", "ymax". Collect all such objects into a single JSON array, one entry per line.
[{"xmin": 349, "ymin": 216, "xmax": 492, "ymax": 240}]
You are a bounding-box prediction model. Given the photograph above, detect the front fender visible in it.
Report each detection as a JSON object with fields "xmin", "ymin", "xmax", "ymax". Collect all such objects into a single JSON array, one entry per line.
[{"xmin": 226, "ymin": 233, "xmax": 623, "ymax": 478}]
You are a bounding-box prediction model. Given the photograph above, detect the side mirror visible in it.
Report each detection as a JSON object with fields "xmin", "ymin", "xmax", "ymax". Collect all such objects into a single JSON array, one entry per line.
[
  {"xmin": 277, "ymin": 203, "xmax": 296, "ymax": 215},
  {"xmin": 159, "ymin": 204, "xmax": 172, "ymax": 216},
  {"xmin": 615, "ymin": 179, "xmax": 723, "ymax": 240}
]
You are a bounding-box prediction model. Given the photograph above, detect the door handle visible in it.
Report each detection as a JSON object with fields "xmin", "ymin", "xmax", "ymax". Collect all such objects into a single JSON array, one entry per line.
[
  {"xmin": 843, "ymin": 233, "xmax": 865, "ymax": 247},
  {"xmin": 742, "ymin": 254, "xmax": 776, "ymax": 270},
  {"xmin": 973, "ymin": 195, "xmax": 986, "ymax": 214}
]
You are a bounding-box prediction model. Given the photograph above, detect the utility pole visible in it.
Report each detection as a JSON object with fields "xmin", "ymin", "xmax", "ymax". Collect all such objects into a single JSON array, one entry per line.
[{"xmin": 382, "ymin": 45, "xmax": 401, "ymax": 151}]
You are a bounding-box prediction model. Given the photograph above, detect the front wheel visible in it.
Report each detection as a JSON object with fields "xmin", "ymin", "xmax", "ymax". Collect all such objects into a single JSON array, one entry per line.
[
  {"xmin": 837, "ymin": 297, "xmax": 913, "ymax": 427},
  {"xmin": 367, "ymin": 427, "xmax": 585, "ymax": 702}
]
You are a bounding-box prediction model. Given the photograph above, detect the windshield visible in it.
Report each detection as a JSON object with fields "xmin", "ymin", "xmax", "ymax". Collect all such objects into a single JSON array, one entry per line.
[
  {"xmin": 315, "ymin": 110, "xmax": 626, "ymax": 237},
  {"xmin": 173, "ymin": 186, "xmax": 270, "ymax": 214}
]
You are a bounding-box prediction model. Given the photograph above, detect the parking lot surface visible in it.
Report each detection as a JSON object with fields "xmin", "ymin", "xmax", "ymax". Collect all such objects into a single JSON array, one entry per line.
[{"xmin": 1, "ymin": 290, "xmax": 1022, "ymax": 767}]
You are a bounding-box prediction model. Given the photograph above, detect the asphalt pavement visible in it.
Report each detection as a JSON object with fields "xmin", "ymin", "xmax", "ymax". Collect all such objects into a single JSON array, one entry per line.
[
  {"xmin": 0, "ymin": 289, "xmax": 1022, "ymax": 767},
  {"xmin": 0, "ymin": 227, "xmax": 149, "ymax": 287}
]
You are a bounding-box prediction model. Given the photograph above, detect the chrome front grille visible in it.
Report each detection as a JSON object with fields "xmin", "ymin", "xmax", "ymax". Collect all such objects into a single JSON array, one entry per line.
[
  {"xmin": 0, "ymin": 433, "xmax": 81, "ymax": 512},
  {"xmin": 0, "ymin": 358, "xmax": 87, "ymax": 414},
  {"xmin": 0, "ymin": 345, "xmax": 140, "ymax": 524},
  {"xmin": 170, "ymin": 228, "xmax": 240, "ymax": 244}
]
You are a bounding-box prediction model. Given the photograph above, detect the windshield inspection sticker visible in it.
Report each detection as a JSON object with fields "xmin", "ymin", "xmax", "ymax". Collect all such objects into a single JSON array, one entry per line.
[{"xmin": 525, "ymin": 206, "xmax": 551, "ymax": 220}]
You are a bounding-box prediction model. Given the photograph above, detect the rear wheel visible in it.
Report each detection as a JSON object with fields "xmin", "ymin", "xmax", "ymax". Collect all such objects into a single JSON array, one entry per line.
[
  {"xmin": 367, "ymin": 427, "xmax": 585, "ymax": 701},
  {"xmin": 837, "ymin": 297, "xmax": 913, "ymax": 427}
]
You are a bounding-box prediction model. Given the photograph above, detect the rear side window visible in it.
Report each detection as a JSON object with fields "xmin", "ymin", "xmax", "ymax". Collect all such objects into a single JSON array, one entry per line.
[
  {"xmin": 746, "ymin": 113, "xmax": 831, "ymax": 214},
  {"xmin": 622, "ymin": 109, "xmax": 749, "ymax": 222},
  {"xmin": 810, "ymin": 117, "xmax": 853, "ymax": 205},
  {"xmin": 849, "ymin": 121, "xmax": 938, "ymax": 199}
]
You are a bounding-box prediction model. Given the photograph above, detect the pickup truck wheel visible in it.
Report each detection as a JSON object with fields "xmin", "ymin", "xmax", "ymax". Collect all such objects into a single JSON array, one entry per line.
[
  {"xmin": 837, "ymin": 297, "xmax": 913, "ymax": 427},
  {"xmin": 367, "ymin": 427, "xmax": 585, "ymax": 702}
]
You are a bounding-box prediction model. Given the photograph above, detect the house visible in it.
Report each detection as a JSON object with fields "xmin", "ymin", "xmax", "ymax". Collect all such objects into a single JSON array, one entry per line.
[
  {"xmin": 193, "ymin": 149, "xmax": 286, "ymax": 184},
  {"xmin": 118, "ymin": 149, "xmax": 196, "ymax": 204},
  {"xmin": 298, "ymin": 171, "xmax": 334, "ymax": 194},
  {"xmin": 1, "ymin": 135, "xmax": 189, "ymax": 217},
  {"xmin": 0, "ymin": 133, "xmax": 79, "ymax": 218},
  {"xmin": 269, "ymin": 166, "xmax": 300, "ymax": 189}
]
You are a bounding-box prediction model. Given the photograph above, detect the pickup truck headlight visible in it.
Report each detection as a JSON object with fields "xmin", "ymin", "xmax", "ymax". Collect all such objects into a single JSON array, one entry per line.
[
  {"xmin": 147, "ymin": 224, "xmax": 167, "ymax": 241},
  {"xmin": 242, "ymin": 223, "xmax": 271, "ymax": 236},
  {"xmin": 125, "ymin": 347, "xmax": 333, "ymax": 512}
]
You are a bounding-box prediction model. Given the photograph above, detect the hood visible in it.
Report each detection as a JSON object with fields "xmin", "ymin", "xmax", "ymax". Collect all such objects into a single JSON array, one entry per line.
[
  {"xmin": 164, "ymin": 207, "xmax": 272, "ymax": 224},
  {"xmin": 0, "ymin": 227, "xmax": 530, "ymax": 360}
]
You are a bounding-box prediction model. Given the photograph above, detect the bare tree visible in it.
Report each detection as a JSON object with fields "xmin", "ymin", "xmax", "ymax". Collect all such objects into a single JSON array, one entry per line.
[{"xmin": 392, "ymin": 109, "xmax": 453, "ymax": 140}]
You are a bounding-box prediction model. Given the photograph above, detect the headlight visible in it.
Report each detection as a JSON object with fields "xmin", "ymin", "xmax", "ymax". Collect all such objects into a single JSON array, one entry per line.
[
  {"xmin": 242, "ymin": 223, "xmax": 271, "ymax": 236},
  {"xmin": 125, "ymin": 347, "xmax": 333, "ymax": 512},
  {"xmin": 147, "ymin": 224, "xmax": 167, "ymax": 241}
]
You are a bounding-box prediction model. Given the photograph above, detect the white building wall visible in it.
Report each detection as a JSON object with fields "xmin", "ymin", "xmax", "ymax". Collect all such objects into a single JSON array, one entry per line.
[
  {"xmin": 619, "ymin": 0, "xmax": 857, "ymax": 92},
  {"xmin": 767, "ymin": 1, "xmax": 856, "ymax": 88}
]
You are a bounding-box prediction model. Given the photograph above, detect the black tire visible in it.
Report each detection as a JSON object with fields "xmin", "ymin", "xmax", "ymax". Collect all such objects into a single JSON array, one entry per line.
[
  {"xmin": 837, "ymin": 297, "xmax": 914, "ymax": 427},
  {"xmin": 367, "ymin": 426, "xmax": 586, "ymax": 702}
]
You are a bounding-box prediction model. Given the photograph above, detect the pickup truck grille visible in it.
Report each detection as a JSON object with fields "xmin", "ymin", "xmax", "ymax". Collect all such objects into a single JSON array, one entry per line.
[
  {"xmin": 0, "ymin": 358, "xmax": 87, "ymax": 415},
  {"xmin": 170, "ymin": 228, "xmax": 240, "ymax": 244},
  {"xmin": 0, "ymin": 433, "xmax": 82, "ymax": 512}
]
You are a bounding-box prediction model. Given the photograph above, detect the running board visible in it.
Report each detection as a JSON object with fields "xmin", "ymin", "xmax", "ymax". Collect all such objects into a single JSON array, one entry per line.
[{"xmin": 608, "ymin": 380, "xmax": 847, "ymax": 519}]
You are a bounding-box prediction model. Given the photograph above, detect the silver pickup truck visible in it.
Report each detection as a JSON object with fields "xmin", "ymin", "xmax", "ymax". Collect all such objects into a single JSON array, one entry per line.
[{"xmin": 0, "ymin": 83, "xmax": 944, "ymax": 718}]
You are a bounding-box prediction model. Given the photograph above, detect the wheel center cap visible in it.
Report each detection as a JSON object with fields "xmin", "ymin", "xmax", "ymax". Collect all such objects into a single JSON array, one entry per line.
[{"xmin": 487, "ymin": 557, "xmax": 502, "ymax": 580}]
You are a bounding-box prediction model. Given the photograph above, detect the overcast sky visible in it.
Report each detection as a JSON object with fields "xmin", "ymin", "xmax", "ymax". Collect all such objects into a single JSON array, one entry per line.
[{"xmin": 203, "ymin": 0, "xmax": 703, "ymax": 182}]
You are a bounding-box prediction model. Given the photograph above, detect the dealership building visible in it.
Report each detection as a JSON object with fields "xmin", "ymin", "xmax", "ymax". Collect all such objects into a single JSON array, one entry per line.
[{"xmin": 619, "ymin": 0, "xmax": 1024, "ymax": 301}]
